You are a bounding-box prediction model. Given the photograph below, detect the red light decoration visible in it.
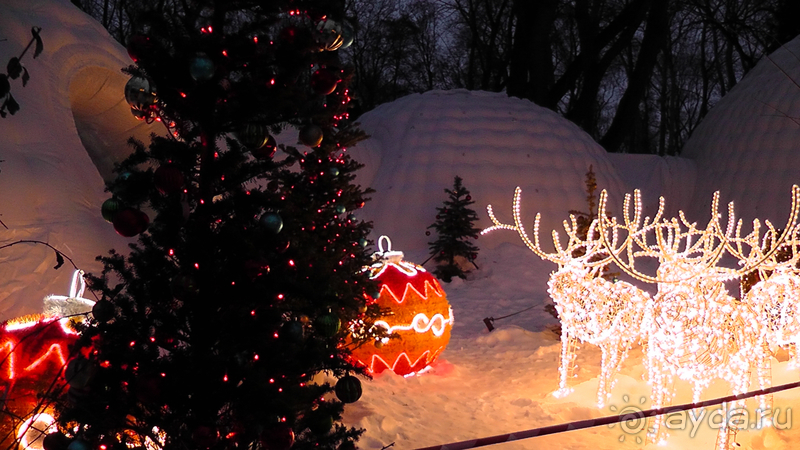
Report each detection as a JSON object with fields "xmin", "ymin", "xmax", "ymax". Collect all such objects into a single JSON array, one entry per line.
[
  {"xmin": 349, "ymin": 237, "xmax": 453, "ymax": 376},
  {"xmin": 0, "ymin": 315, "xmax": 78, "ymax": 449}
]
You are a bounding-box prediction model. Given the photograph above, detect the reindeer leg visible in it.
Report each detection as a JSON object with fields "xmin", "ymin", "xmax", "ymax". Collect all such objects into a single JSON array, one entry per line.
[
  {"xmin": 556, "ymin": 329, "xmax": 577, "ymax": 397},
  {"xmin": 756, "ymin": 343, "xmax": 773, "ymax": 415}
]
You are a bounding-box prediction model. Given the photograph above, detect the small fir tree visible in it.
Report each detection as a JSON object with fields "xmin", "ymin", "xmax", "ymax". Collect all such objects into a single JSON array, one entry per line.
[
  {"xmin": 427, "ymin": 176, "xmax": 480, "ymax": 282},
  {"xmin": 42, "ymin": 3, "xmax": 381, "ymax": 450}
]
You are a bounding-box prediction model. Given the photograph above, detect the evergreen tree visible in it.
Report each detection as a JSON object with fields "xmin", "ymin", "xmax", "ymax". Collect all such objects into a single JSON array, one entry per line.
[
  {"xmin": 46, "ymin": 3, "xmax": 380, "ymax": 450},
  {"xmin": 427, "ymin": 176, "xmax": 480, "ymax": 282}
]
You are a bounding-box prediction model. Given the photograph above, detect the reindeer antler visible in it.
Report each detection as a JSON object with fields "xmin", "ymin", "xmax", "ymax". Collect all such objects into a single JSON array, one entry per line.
[
  {"xmin": 719, "ymin": 185, "xmax": 800, "ymax": 276},
  {"xmin": 483, "ymin": 187, "xmax": 612, "ymax": 265}
]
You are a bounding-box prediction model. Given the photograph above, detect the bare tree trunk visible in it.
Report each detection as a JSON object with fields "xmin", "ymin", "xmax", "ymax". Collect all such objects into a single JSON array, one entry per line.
[
  {"xmin": 600, "ymin": 0, "xmax": 669, "ymax": 152},
  {"xmin": 508, "ymin": 0, "xmax": 557, "ymax": 104}
]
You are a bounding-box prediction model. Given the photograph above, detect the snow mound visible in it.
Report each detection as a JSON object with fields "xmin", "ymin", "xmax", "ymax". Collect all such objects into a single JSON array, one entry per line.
[
  {"xmin": 682, "ymin": 35, "xmax": 800, "ymax": 226},
  {"xmin": 0, "ymin": 0, "xmax": 158, "ymax": 319},
  {"xmin": 349, "ymin": 90, "xmax": 630, "ymax": 253}
]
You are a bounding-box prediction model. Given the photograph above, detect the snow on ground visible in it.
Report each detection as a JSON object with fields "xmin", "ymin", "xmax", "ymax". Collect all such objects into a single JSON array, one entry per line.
[{"xmin": 343, "ymin": 243, "xmax": 800, "ymax": 450}]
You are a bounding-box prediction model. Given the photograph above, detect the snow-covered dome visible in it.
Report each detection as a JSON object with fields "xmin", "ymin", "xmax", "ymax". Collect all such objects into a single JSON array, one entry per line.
[
  {"xmin": 349, "ymin": 90, "xmax": 675, "ymax": 254},
  {"xmin": 0, "ymin": 0, "xmax": 158, "ymax": 318},
  {"xmin": 682, "ymin": 36, "xmax": 800, "ymax": 227}
]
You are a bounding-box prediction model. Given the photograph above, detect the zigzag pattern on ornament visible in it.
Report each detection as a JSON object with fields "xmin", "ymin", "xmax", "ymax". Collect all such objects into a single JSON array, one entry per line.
[
  {"xmin": 372, "ymin": 263, "xmax": 445, "ymax": 305},
  {"xmin": 1, "ymin": 317, "xmax": 75, "ymax": 380},
  {"xmin": 366, "ymin": 346, "xmax": 448, "ymax": 375},
  {"xmin": 374, "ymin": 308, "xmax": 454, "ymax": 337}
]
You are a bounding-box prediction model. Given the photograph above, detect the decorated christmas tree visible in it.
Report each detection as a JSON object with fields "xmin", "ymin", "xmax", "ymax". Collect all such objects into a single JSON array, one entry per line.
[
  {"xmin": 427, "ymin": 176, "xmax": 480, "ymax": 282},
  {"xmin": 43, "ymin": 2, "xmax": 380, "ymax": 450}
]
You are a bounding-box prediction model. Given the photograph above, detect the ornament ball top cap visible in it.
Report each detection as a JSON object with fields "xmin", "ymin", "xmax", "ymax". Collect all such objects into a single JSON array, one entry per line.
[{"xmin": 374, "ymin": 235, "xmax": 404, "ymax": 264}]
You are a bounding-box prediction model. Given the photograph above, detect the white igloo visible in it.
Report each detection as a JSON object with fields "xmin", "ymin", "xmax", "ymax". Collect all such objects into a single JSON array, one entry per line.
[
  {"xmin": 682, "ymin": 35, "xmax": 800, "ymax": 227},
  {"xmin": 0, "ymin": 0, "xmax": 159, "ymax": 318},
  {"xmin": 347, "ymin": 89, "xmax": 697, "ymax": 255}
]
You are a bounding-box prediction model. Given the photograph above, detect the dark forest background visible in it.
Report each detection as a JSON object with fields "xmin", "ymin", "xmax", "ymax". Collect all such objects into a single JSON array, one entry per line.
[{"xmin": 73, "ymin": 0, "xmax": 800, "ymax": 155}]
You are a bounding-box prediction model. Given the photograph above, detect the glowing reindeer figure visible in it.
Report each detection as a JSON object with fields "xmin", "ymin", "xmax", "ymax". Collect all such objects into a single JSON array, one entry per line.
[
  {"xmin": 483, "ymin": 188, "xmax": 650, "ymax": 407},
  {"xmin": 597, "ymin": 187, "xmax": 800, "ymax": 449},
  {"xmin": 722, "ymin": 190, "xmax": 800, "ymax": 412}
]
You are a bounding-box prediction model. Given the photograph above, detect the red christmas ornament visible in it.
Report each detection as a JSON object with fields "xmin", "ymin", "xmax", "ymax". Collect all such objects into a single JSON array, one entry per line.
[
  {"xmin": 154, "ymin": 164, "xmax": 185, "ymax": 195},
  {"xmin": 0, "ymin": 316, "xmax": 78, "ymax": 450},
  {"xmin": 260, "ymin": 425, "xmax": 294, "ymax": 450},
  {"xmin": 113, "ymin": 208, "xmax": 149, "ymax": 237},
  {"xmin": 191, "ymin": 426, "xmax": 219, "ymax": 449},
  {"xmin": 310, "ymin": 68, "xmax": 340, "ymax": 95},
  {"xmin": 349, "ymin": 237, "xmax": 453, "ymax": 376},
  {"xmin": 126, "ymin": 35, "xmax": 154, "ymax": 62},
  {"xmin": 252, "ymin": 135, "xmax": 277, "ymax": 160}
]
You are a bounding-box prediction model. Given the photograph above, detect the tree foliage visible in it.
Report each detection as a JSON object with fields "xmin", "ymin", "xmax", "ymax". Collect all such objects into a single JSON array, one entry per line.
[
  {"xmin": 44, "ymin": 2, "xmax": 380, "ymax": 450},
  {"xmin": 427, "ymin": 176, "xmax": 480, "ymax": 282}
]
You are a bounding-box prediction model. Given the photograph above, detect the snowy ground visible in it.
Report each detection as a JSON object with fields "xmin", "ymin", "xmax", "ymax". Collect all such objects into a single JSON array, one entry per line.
[{"xmin": 342, "ymin": 243, "xmax": 800, "ymax": 450}]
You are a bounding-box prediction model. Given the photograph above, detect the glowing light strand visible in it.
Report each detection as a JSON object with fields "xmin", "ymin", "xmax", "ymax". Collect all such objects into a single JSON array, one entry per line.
[{"xmin": 374, "ymin": 308, "xmax": 454, "ymax": 337}]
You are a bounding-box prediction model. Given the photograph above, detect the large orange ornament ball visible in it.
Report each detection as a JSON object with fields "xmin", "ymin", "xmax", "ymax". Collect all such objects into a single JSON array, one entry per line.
[{"xmin": 350, "ymin": 237, "xmax": 453, "ymax": 376}]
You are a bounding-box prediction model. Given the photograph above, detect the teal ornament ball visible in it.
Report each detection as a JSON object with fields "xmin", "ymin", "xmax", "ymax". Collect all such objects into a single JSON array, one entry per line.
[
  {"xmin": 260, "ymin": 212, "xmax": 283, "ymax": 233},
  {"xmin": 66, "ymin": 440, "xmax": 90, "ymax": 450},
  {"xmin": 328, "ymin": 167, "xmax": 340, "ymax": 177},
  {"xmin": 282, "ymin": 321, "xmax": 304, "ymax": 342},
  {"xmin": 335, "ymin": 205, "xmax": 346, "ymax": 214},
  {"xmin": 334, "ymin": 375, "xmax": 362, "ymax": 403},
  {"xmin": 358, "ymin": 238, "xmax": 368, "ymax": 248},
  {"xmin": 189, "ymin": 53, "xmax": 215, "ymax": 81},
  {"xmin": 315, "ymin": 313, "xmax": 340, "ymax": 337},
  {"xmin": 339, "ymin": 22, "xmax": 355, "ymax": 49},
  {"xmin": 101, "ymin": 198, "xmax": 122, "ymax": 222}
]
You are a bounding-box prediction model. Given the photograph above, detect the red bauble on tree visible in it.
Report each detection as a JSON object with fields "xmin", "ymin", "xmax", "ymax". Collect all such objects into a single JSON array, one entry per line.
[
  {"xmin": 154, "ymin": 164, "xmax": 185, "ymax": 194},
  {"xmin": 349, "ymin": 237, "xmax": 453, "ymax": 376},
  {"xmin": 310, "ymin": 68, "xmax": 340, "ymax": 95},
  {"xmin": 0, "ymin": 315, "xmax": 79, "ymax": 450},
  {"xmin": 126, "ymin": 35, "xmax": 154, "ymax": 62},
  {"xmin": 252, "ymin": 135, "xmax": 277, "ymax": 160},
  {"xmin": 112, "ymin": 208, "xmax": 149, "ymax": 237}
]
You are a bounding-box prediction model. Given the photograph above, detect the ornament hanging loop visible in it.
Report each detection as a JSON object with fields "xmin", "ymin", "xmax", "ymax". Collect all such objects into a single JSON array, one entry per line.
[
  {"xmin": 375, "ymin": 235, "xmax": 404, "ymax": 264},
  {"xmin": 69, "ymin": 269, "xmax": 86, "ymax": 299}
]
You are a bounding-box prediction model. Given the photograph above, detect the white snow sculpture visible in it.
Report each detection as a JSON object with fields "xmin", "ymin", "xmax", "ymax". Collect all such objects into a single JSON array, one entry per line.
[
  {"xmin": 347, "ymin": 89, "xmax": 636, "ymax": 253},
  {"xmin": 0, "ymin": 0, "xmax": 159, "ymax": 319},
  {"xmin": 682, "ymin": 34, "xmax": 800, "ymax": 227}
]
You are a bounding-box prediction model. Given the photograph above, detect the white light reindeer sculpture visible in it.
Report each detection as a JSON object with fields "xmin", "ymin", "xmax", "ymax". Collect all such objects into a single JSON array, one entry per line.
[
  {"xmin": 485, "ymin": 184, "xmax": 800, "ymax": 450},
  {"xmin": 483, "ymin": 188, "xmax": 650, "ymax": 407},
  {"xmin": 596, "ymin": 186, "xmax": 800, "ymax": 448}
]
